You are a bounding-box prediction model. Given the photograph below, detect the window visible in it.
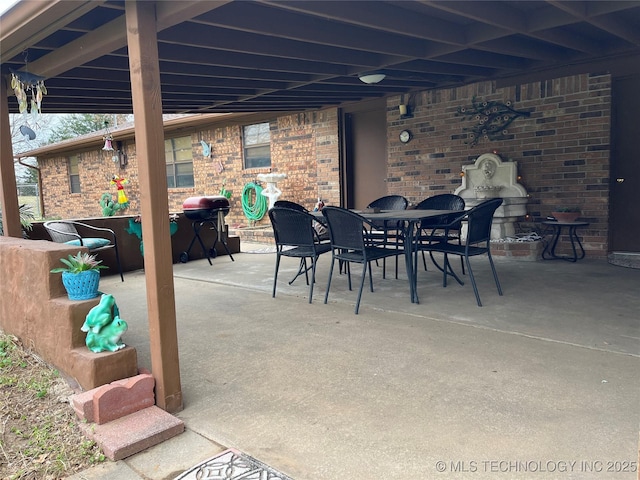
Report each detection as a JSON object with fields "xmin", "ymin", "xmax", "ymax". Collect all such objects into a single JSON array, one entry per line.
[
  {"xmin": 165, "ymin": 136, "xmax": 194, "ymax": 188},
  {"xmin": 68, "ymin": 155, "xmax": 81, "ymax": 193},
  {"xmin": 243, "ymin": 122, "xmax": 271, "ymax": 169}
]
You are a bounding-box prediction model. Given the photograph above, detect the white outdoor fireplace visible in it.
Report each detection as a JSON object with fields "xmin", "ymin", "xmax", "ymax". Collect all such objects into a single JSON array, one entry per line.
[{"xmin": 454, "ymin": 152, "xmax": 528, "ymax": 239}]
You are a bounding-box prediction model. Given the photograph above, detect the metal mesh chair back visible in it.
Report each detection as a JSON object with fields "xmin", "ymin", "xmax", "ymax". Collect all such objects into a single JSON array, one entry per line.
[
  {"xmin": 366, "ymin": 195, "xmax": 408, "ymax": 211},
  {"xmin": 44, "ymin": 221, "xmax": 81, "ymax": 243},
  {"xmin": 415, "ymin": 194, "xmax": 465, "ymax": 212},
  {"xmin": 269, "ymin": 207, "xmax": 318, "ymax": 252},
  {"xmin": 465, "ymin": 198, "xmax": 502, "ymax": 246},
  {"xmin": 321, "ymin": 207, "xmax": 368, "ymax": 252},
  {"xmin": 273, "ymin": 200, "xmax": 308, "ymax": 212},
  {"xmin": 416, "ymin": 194, "xmax": 465, "ymax": 226}
]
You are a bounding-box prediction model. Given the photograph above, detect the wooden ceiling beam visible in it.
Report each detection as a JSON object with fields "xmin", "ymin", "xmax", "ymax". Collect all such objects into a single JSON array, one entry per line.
[
  {"xmin": 193, "ymin": 2, "xmax": 428, "ymax": 57},
  {"xmin": 18, "ymin": 1, "xmax": 230, "ymax": 80},
  {"xmin": 255, "ymin": 0, "xmax": 464, "ymax": 45},
  {"xmin": 549, "ymin": 1, "xmax": 640, "ymax": 46},
  {"xmin": 0, "ymin": 1, "xmax": 101, "ymax": 61},
  {"xmin": 160, "ymin": 23, "xmax": 388, "ymax": 66}
]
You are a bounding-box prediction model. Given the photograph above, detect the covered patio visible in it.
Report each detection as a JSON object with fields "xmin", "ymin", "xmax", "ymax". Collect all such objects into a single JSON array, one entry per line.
[
  {"xmin": 2, "ymin": 0, "xmax": 640, "ymax": 421},
  {"xmin": 75, "ymin": 246, "xmax": 639, "ymax": 479}
]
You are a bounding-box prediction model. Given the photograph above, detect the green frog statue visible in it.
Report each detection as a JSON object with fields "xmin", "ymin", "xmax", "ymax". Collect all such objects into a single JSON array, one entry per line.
[{"xmin": 81, "ymin": 294, "xmax": 128, "ymax": 353}]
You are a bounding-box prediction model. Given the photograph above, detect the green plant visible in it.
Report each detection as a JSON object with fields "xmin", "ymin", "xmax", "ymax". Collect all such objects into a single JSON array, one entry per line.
[
  {"xmin": 0, "ymin": 204, "xmax": 35, "ymax": 236},
  {"xmin": 50, "ymin": 252, "xmax": 108, "ymax": 274},
  {"xmin": 220, "ymin": 180, "xmax": 232, "ymax": 199},
  {"xmin": 554, "ymin": 206, "xmax": 580, "ymax": 212}
]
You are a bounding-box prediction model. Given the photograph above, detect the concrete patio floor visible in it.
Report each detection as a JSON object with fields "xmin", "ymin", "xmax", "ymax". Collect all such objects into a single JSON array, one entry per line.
[{"xmin": 70, "ymin": 244, "xmax": 639, "ymax": 480}]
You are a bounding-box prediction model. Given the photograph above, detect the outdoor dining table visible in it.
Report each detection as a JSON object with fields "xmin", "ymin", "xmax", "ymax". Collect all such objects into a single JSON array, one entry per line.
[{"xmin": 315, "ymin": 208, "xmax": 459, "ymax": 304}]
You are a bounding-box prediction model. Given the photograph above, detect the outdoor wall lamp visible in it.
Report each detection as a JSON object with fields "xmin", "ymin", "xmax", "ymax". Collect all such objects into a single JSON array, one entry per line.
[
  {"xmin": 112, "ymin": 141, "xmax": 127, "ymax": 168},
  {"xmin": 399, "ymin": 104, "xmax": 413, "ymax": 119},
  {"xmin": 359, "ymin": 72, "xmax": 386, "ymax": 84},
  {"xmin": 399, "ymin": 93, "xmax": 415, "ymax": 119}
]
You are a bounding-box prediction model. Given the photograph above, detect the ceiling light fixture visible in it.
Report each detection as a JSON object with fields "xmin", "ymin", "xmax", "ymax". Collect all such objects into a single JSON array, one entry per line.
[{"xmin": 358, "ymin": 72, "xmax": 386, "ymax": 84}]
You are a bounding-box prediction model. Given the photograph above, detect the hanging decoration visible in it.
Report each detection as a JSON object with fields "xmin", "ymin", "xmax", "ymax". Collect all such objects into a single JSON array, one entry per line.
[
  {"xmin": 10, "ymin": 69, "xmax": 46, "ymax": 118},
  {"xmin": 456, "ymin": 97, "xmax": 530, "ymax": 147},
  {"xmin": 102, "ymin": 120, "xmax": 114, "ymax": 151},
  {"xmin": 200, "ymin": 140, "xmax": 211, "ymax": 158}
]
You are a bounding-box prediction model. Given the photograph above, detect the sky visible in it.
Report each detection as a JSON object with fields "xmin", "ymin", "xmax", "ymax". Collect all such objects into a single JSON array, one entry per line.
[{"xmin": 0, "ymin": 0, "xmax": 19, "ymax": 16}]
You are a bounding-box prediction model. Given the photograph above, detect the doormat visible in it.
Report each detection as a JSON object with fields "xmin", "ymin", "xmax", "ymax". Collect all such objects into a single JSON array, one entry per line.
[{"xmin": 174, "ymin": 448, "xmax": 294, "ymax": 480}]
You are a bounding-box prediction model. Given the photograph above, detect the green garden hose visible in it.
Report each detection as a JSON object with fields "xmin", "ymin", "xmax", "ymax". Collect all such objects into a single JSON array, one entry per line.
[{"xmin": 241, "ymin": 182, "xmax": 269, "ymax": 221}]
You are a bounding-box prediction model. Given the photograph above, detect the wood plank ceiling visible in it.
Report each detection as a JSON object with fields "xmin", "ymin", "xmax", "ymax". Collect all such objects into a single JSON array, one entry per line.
[{"xmin": 2, "ymin": 0, "xmax": 640, "ymax": 114}]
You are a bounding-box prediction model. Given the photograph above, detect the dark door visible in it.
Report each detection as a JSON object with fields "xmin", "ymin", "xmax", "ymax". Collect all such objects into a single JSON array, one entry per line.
[
  {"xmin": 342, "ymin": 100, "xmax": 387, "ymax": 209},
  {"xmin": 610, "ymin": 75, "xmax": 640, "ymax": 252}
]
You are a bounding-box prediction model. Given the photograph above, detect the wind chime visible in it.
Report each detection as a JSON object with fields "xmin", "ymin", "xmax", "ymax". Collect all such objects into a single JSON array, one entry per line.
[{"xmin": 9, "ymin": 51, "xmax": 46, "ymax": 120}]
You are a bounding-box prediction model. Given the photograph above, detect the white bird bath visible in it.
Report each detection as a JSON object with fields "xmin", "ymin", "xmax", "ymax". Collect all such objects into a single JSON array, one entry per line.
[{"xmin": 257, "ymin": 173, "xmax": 287, "ymax": 209}]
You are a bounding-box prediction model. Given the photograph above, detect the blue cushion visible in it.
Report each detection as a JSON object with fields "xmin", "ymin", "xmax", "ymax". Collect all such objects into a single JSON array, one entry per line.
[{"xmin": 64, "ymin": 237, "xmax": 110, "ymax": 249}]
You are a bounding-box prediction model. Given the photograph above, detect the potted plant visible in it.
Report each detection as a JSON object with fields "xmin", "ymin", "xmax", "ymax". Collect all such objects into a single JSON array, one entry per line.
[
  {"xmin": 50, "ymin": 252, "xmax": 108, "ymax": 300},
  {"xmin": 551, "ymin": 206, "xmax": 581, "ymax": 223}
]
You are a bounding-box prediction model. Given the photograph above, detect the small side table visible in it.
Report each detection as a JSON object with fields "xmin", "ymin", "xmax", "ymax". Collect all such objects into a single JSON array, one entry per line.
[{"xmin": 541, "ymin": 221, "xmax": 589, "ymax": 262}]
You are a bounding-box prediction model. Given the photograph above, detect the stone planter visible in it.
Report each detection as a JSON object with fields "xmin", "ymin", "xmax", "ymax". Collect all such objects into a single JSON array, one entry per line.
[{"xmin": 552, "ymin": 211, "xmax": 580, "ymax": 222}]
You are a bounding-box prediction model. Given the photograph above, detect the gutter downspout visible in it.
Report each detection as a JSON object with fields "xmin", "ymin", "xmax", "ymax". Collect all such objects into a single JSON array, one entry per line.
[{"xmin": 16, "ymin": 157, "xmax": 44, "ymax": 218}]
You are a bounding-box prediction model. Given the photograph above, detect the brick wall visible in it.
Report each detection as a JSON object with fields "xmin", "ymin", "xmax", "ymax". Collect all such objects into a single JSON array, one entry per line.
[
  {"xmin": 40, "ymin": 111, "xmax": 341, "ymax": 230},
  {"xmin": 38, "ymin": 73, "xmax": 610, "ymax": 257},
  {"xmin": 386, "ymin": 74, "xmax": 610, "ymax": 258}
]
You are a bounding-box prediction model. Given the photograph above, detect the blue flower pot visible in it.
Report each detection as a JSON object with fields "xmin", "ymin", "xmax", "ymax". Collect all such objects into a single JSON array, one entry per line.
[{"xmin": 62, "ymin": 270, "xmax": 101, "ymax": 300}]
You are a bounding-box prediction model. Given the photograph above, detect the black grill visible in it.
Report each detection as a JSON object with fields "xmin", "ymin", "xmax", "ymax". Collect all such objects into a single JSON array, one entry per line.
[{"xmin": 180, "ymin": 196, "xmax": 234, "ymax": 265}]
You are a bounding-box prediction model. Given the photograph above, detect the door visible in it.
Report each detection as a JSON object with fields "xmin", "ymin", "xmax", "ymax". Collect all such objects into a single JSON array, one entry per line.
[
  {"xmin": 610, "ymin": 75, "xmax": 640, "ymax": 252},
  {"xmin": 342, "ymin": 100, "xmax": 387, "ymax": 209}
]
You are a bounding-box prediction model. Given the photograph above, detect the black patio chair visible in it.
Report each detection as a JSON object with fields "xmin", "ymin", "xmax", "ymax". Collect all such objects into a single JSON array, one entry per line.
[
  {"xmin": 415, "ymin": 194, "xmax": 466, "ymax": 272},
  {"xmin": 268, "ymin": 207, "xmax": 331, "ymax": 303},
  {"xmin": 43, "ymin": 220, "xmax": 124, "ymax": 281},
  {"xmin": 273, "ymin": 200, "xmax": 308, "ymax": 211},
  {"xmin": 416, "ymin": 198, "xmax": 503, "ymax": 306},
  {"xmin": 365, "ymin": 194, "xmax": 408, "ymax": 279},
  {"xmin": 322, "ymin": 206, "xmax": 405, "ymax": 314}
]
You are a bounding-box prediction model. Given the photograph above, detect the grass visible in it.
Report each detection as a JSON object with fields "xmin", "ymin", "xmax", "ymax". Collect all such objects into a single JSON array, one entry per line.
[{"xmin": 0, "ymin": 332, "xmax": 106, "ymax": 479}]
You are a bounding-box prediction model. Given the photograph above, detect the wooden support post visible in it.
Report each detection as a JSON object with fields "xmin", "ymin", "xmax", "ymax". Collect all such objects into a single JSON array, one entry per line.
[
  {"xmin": 0, "ymin": 77, "xmax": 22, "ymax": 238},
  {"xmin": 125, "ymin": 0, "xmax": 182, "ymax": 413}
]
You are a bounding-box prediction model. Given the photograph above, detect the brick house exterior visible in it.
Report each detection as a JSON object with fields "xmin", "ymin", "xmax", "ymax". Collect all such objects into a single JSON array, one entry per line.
[{"xmin": 34, "ymin": 73, "xmax": 611, "ymax": 258}]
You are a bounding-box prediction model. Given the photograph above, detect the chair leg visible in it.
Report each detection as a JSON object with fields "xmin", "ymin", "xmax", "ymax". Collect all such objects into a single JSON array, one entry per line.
[
  {"xmin": 308, "ymin": 257, "xmax": 317, "ymax": 304},
  {"xmin": 465, "ymin": 256, "xmax": 482, "ymax": 307},
  {"xmin": 354, "ymin": 263, "xmax": 368, "ymax": 314},
  {"xmin": 324, "ymin": 257, "xmax": 336, "ymax": 304},
  {"xmin": 442, "ymin": 253, "xmax": 450, "ymax": 288},
  {"xmin": 367, "ymin": 261, "xmax": 374, "ymax": 292},
  {"xmin": 459, "ymin": 236, "xmax": 465, "ymax": 275},
  {"xmin": 303, "ymin": 258, "xmax": 310, "ymax": 285},
  {"xmin": 288, "ymin": 258, "xmax": 309, "ymax": 285},
  {"xmin": 272, "ymin": 253, "xmax": 281, "ymax": 298},
  {"xmin": 113, "ymin": 244, "xmax": 124, "ymax": 282},
  {"xmin": 487, "ymin": 252, "xmax": 503, "ymax": 296}
]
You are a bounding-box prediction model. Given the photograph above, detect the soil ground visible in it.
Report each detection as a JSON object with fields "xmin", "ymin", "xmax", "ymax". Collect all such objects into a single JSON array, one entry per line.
[{"xmin": 0, "ymin": 332, "xmax": 105, "ymax": 479}]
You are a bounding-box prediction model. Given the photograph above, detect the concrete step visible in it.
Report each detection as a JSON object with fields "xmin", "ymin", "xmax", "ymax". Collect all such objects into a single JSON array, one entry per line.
[{"xmin": 78, "ymin": 405, "xmax": 184, "ymax": 461}]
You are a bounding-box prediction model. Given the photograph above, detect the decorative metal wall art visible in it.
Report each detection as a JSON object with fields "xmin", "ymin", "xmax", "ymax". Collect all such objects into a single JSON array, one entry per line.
[{"xmin": 456, "ymin": 97, "xmax": 530, "ymax": 147}]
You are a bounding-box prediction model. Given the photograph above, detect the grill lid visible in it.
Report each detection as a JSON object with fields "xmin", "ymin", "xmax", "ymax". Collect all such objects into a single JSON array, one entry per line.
[{"xmin": 182, "ymin": 195, "xmax": 229, "ymax": 211}]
